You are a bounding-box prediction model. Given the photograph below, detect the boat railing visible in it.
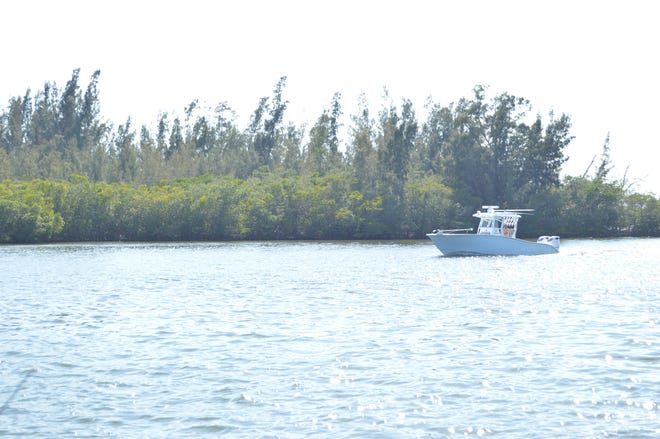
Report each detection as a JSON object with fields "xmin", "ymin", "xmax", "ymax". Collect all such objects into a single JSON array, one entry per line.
[{"xmin": 432, "ymin": 228, "xmax": 473, "ymax": 234}]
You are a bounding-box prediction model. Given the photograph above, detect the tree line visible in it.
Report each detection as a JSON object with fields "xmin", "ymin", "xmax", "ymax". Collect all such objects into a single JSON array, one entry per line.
[{"xmin": 0, "ymin": 69, "xmax": 657, "ymax": 243}]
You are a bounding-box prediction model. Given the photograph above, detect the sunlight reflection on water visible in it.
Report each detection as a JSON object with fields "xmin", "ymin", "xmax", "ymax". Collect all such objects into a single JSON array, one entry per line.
[{"xmin": 0, "ymin": 238, "xmax": 658, "ymax": 437}]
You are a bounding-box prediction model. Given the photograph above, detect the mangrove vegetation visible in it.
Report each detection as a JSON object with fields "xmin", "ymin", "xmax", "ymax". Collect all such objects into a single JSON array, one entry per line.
[{"xmin": 0, "ymin": 70, "xmax": 657, "ymax": 243}]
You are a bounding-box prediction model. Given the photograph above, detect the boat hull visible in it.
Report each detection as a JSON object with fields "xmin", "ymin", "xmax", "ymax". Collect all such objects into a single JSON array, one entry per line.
[{"xmin": 426, "ymin": 233, "xmax": 558, "ymax": 256}]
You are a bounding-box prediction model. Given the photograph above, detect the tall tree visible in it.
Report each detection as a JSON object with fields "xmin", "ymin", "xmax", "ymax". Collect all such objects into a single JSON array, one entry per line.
[
  {"xmin": 1, "ymin": 93, "xmax": 30, "ymax": 152},
  {"xmin": 416, "ymin": 100, "xmax": 453, "ymax": 176},
  {"xmin": 58, "ymin": 68, "xmax": 81, "ymax": 151},
  {"xmin": 137, "ymin": 125, "xmax": 163, "ymax": 185},
  {"xmin": 281, "ymin": 123, "xmax": 303, "ymax": 175},
  {"xmin": 440, "ymin": 87, "xmax": 489, "ymax": 207},
  {"xmin": 376, "ymin": 96, "xmax": 418, "ymax": 183},
  {"xmin": 306, "ymin": 111, "xmax": 332, "ymax": 174},
  {"xmin": 513, "ymin": 112, "xmax": 572, "ymax": 200},
  {"xmin": 346, "ymin": 94, "xmax": 376, "ymax": 193},
  {"xmin": 304, "ymin": 93, "xmax": 343, "ymax": 175},
  {"xmin": 328, "ymin": 92, "xmax": 342, "ymax": 162},
  {"xmin": 595, "ymin": 132, "xmax": 612, "ymax": 182},
  {"xmin": 212, "ymin": 103, "xmax": 250, "ymax": 177},
  {"xmin": 29, "ymin": 82, "xmax": 59, "ymax": 147},
  {"xmin": 483, "ymin": 92, "xmax": 529, "ymax": 202},
  {"xmin": 375, "ymin": 94, "xmax": 418, "ymax": 231},
  {"xmin": 167, "ymin": 117, "xmax": 183, "ymax": 159},
  {"xmin": 78, "ymin": 70, "xmax": 106, "ymax": 151},
  {"xmin": 156, "ymin": 112, "xmax": 169, "ymax": 154},
  {"xmin": 249, "ymin": 77, "xmax": 288, "ymax": 169},
  {"xmin": 115, "ymin": 118, "xmax": 138, "ymax": 182}
]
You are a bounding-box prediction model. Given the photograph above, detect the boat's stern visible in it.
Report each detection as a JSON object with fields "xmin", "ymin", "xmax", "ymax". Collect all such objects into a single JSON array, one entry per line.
[{"xmin": 537, "ymin": 235, "xmax": 560, "ymax": 250}]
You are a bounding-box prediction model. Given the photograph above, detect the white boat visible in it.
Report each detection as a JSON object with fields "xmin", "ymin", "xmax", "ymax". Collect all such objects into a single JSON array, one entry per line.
[{"xmin": 426, "ymin": 206, "xmax": 560, "ymax": 256}]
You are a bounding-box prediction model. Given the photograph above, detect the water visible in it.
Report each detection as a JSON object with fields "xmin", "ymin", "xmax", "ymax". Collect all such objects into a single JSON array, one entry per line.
[{"xmin": 1, "ymin": 238, "xmax": 658, "ymax": 438}]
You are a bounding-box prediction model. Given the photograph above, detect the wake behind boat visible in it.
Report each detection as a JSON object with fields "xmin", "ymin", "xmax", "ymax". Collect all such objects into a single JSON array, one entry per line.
[{"xmin": 427, "ymin": 206, "xmax": 559, "ymax": 256}]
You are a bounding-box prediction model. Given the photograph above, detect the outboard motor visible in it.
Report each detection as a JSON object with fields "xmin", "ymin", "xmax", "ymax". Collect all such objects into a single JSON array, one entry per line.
[{"xmin": 537, "ymin": 235, "xmax": 560, "ymax": 249}]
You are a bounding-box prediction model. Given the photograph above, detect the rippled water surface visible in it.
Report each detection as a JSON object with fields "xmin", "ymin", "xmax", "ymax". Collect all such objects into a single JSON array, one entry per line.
[{"xmin": 1, "ymin": 239, "xmax": 658, "ymax": 437}]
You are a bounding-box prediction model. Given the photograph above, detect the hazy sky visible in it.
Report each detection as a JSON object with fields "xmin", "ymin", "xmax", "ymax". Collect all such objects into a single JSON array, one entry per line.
[{"xmin": 2, "ymin": 0, "xmax": 658, "ymax": 193}]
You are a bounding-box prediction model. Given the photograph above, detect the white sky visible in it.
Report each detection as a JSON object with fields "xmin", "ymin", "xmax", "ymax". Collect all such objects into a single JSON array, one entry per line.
[{"xmin": 1, "ymin": 0, "xmax": 658, "ymax": 193}]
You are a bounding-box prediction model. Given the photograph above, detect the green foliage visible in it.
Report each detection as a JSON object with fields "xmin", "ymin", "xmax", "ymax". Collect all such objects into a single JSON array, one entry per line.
[
  {"xmin": 0, "ymin": 180, "xmax": 63, "ymax": 242},
  {"xmin": 346, "ymin": 94, "xmax": 377, "ymax": 194},
  {"xmin": 304, "ymin": 93, "xmax": 344, "ymax": 176},
  {"xmin": 622, "ymin": 193, "xmax": 659, "ymax": 236},
  {"xmin": 249, "ymin": 77, "xmax": 288, "ymax": 169},
  {"xmin": 0, "ymin": 72, "xmax": 657, "ymax": 242},
  {"xmin": 0, "ymin": 174, "xmax": 387, "ymax": 242},
  {"xmin": 558, "ymin": 176, "xmax": 625, "ymax": 237},
  {"xmin": 404, "ymin": 176, "xmax": 454, "ymax": 237}
]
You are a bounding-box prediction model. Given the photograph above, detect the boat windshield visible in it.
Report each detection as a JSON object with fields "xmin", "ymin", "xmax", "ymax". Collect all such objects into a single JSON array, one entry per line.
[{"xmin": 475, "ymin": 211, "xmax": 520, "ymax": 237}]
